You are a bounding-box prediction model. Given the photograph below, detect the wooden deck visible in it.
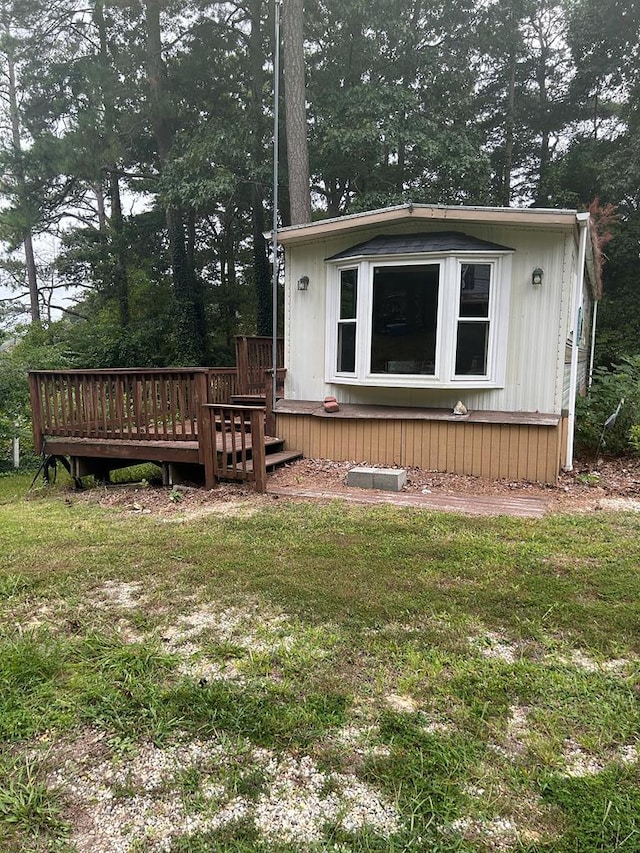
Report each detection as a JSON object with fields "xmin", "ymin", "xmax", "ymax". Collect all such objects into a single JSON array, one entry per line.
[
  {"xmin": 29, "ymin": 339, "xmax": 299, "ymax": 492},
  {"xmin": 41, "ymin": 431, "xmax": 285, "ymax": 465}
]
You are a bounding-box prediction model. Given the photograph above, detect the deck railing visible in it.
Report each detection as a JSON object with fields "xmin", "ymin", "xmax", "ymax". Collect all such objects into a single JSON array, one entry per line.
[
  {"xmin": 200, "ymin": 404, "xmax": 266, "ymax": 492},
  {"xmin": 208, "ymin": 368, "xmax": 240, "ymax": 403},
  {"xmin": 236, "ymin": 335, "xmax": 284, "ymax": 395},
  {"xmin": 29, "ymin": 368, "xmax": 210, "ymax": 452}
]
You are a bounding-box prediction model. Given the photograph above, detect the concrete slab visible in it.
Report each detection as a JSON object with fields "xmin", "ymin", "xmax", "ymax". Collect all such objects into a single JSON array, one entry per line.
[{"xmin": 347, "ymin": 466, "xmax": 407, "ymax": 492}]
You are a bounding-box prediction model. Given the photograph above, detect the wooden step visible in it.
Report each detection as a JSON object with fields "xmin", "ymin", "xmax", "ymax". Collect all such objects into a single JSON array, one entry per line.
[
  {"xmin": 264, "ymin": 435, "xmax": 285, "ymax": 451},
  {"xmin": 246, "ymin": 449, "xmax": 303, "ymax": 473},
  {"xmin": 230, "ymin": 394, "xmax": 266, "ymax": 407},
  {"xmin": 219, "ymin": 435, "xmax": 284, "ymax": 463}
]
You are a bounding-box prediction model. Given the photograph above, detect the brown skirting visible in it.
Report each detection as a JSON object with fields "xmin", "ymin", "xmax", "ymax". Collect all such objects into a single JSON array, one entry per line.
[{"xmin": 274, "ymin": 402, "xmax": 564, "ymax": 484}]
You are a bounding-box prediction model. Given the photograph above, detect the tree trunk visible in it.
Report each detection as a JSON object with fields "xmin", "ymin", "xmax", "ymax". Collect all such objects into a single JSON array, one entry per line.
[
  {"xmin": 144, "ymin": 0, "xmax": 206, "ymax": 363},
  {"xmin": 219, "ymin": 213, "xmax": 239, "ymax": 354},
  {"xmin": 5, "ymin": 24, "xmax": 40, "ymax": 322},
  {"xmin": 248, "ymin": 0, "xmax": 272, "ymax": 335},
  {"xmin": 502, "ymin": 48, "xmax": 517, "ymax": 207},
  {"xmin": 282, "ymin": 0, "xmax": 311, "ymax": 224},
  {"xmin": 534, "ymin": 18, "xmax": 551, "ymax": 207},
  {"xmin": 22, "ymin": 231, "xmax": 40, "ymax": 323},
  {"xmin": 94, "ymin": 181, "xmax": 107, "ymax": 231},
  {"xmin": 253, "ymin": 190, "xmax": 272, "ymax": 336},
  {"xmin": 108, "ymin": 167, "xmax": 130, "ymax": 326},
  {"xmin": 95, "ymin": 0, "xmax": 129, "ymax": 326}
]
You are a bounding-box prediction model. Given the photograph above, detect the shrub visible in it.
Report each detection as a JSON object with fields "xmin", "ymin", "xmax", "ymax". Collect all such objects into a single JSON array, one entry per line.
[
  {"xmin": 0, "ymin": 325, "xmax": 72, "ymax": 470},
  {"xmin": 575, "ymin": 355, "xmax": 640, "ymax": 455}
]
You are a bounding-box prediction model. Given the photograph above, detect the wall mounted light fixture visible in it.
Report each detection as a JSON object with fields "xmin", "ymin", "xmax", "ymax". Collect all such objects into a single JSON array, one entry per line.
[
  {"xmin": 297, "ymin": 275, "xmax": 310, "ymax": 291},
  {"xmin": 531, "ymin": 267, "xmax": 544, "ymax": 286}
]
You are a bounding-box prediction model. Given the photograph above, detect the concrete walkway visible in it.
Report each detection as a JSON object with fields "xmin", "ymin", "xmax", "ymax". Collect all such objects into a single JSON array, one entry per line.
[{"xmin": 269, "ymin": 485, "xmax": 550, "ymax": 518}]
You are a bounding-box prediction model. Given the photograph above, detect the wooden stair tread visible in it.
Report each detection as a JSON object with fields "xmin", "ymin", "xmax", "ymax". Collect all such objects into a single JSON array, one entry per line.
[
  {"xmin": 245, "ymin": 449, "xmax": 303, "ymax": 472},
  {"xmin": 264, "ymin": 435, "xmax": 284, "ymax": 447},
  {"xmin": 230, "ymin": 394, "xmax": 266, "ymax": 406},
  {"xmin": 218, "ymin": 435, "xmax": 282, "ymax": 454}
]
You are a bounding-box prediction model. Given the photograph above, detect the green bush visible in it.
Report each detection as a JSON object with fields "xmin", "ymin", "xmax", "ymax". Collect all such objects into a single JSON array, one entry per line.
[
  {"xmin": 0, "ymin": 325, "xmax": 72, "ymax": 469},
  {"xmin": 575, "ymin": 355, "xmax": 640, "ymax": 455},
  {"xmin": 0, "ymin": 350, "xmax": 32, "ymax": 470}
]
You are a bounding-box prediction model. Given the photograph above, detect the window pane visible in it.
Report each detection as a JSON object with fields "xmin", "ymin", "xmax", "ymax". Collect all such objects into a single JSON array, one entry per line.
[
  {"xmin": 459, "ymin": 264, "xmax": 490, "ymax": 317},
  {"xmin": 337, "ymin": 323, "xmax": 356, "ymax": 373},
  {"xmin": 340, "ymin": 269, "xmax": 357, "ymax": 319},
  {"xmin": 370, "ymin": 264, "xmax": 439, "ymax": 375},
  {"xmin": 455, "ymin": 322, "xmax": 489, "ymax": 375}
]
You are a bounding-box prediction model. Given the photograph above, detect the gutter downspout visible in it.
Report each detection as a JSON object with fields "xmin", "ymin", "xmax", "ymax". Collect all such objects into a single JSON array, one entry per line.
[
  {"xmin": 588, "ymin": 300, "xmax": 598, "ymax": 389},
  {"xmin": 564, "ymin": 213, "xmax": 590, "ymax": 471}
]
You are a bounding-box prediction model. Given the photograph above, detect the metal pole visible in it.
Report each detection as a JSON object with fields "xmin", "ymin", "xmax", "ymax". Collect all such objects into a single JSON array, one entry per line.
[
  {"xmin": 271, "ymin": 0, "xmax": 281, "ymax": 422},
  {"xmin": 565, "ymin": 214, "xmax": 589, "ymax": 471},
  {"xmin": 12, "ymin": 428, "xmax": 19, "ymax": 469}
]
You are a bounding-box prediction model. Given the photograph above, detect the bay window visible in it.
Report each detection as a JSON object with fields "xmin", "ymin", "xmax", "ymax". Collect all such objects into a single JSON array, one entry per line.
[{"xmin": 327, "ymin": 239, "xmax": 512, "ymax": 388}]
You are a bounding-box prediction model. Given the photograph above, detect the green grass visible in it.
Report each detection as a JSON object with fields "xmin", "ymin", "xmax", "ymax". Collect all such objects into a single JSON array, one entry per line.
[
  {"xmin": 0, "ymin": 752, "xmax": 70, "ymax": 852},
  {"xmin": 0, "ymin": 470, "xmax": 639, "ymax": 851}
]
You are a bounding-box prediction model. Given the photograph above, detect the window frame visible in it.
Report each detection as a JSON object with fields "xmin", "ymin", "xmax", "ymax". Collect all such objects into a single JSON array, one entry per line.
[
  {"xmin": 336, "ymin": 267, "xmax": 358, "ymax": 375},
  {"xmin": 326, "ymin": 251, "xmax": 512, "ymax": 389}
]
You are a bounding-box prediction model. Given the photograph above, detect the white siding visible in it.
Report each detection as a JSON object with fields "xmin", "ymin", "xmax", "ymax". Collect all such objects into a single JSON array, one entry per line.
[{"xmin": 284, "ymin": 221, "xmax": 579, "ymax": 416}]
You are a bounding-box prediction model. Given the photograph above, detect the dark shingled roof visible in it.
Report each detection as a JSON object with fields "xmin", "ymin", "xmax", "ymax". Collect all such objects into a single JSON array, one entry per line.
[{"xmin": 326, "ymin": 231, "xmax": 514, "ymax": 260}]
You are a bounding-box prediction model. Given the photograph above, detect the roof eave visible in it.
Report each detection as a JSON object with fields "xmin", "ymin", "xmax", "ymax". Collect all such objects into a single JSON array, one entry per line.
[{"xmin": 271, "ymin": 203, "xmax": 581, "ymax": 246}]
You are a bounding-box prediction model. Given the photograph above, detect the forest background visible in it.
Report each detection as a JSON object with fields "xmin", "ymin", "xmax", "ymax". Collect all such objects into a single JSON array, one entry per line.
[{"xmin": 0, "ymin": 0, "xmax": 639, "ymax": 462}]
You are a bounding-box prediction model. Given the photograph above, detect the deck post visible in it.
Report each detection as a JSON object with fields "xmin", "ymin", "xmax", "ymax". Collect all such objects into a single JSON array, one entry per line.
[
  {"xmin": 249, "ymin": 408, "xmax": 267, "ymax": 492},
  {"xmin": 195, "ymin": 369, "xmax": 210, "ymax": 405},
  {"xmin": 29, "ymin": 373, "xmax": 44, "ymax": 454},
  {"xmin": 200, "ymin": 404, "xmax": 218, "ymax": 490},
  {"xmin": 264, "ymin": 371, "xmax": 275, "ymax": 436},
  {"xmin": 236, "ymin": 336, "xmax": 250, "ymax": 395},
  {"xmin": 194, "ymin": 371, "xmax": 210, "ymax": 462}
]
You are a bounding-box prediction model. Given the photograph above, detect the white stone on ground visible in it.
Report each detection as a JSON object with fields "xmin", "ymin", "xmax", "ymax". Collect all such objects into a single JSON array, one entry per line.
[
  {"xmin": 47, "ymin": 734, "xmax": 400, "ymax": 852},
  {"xmin": 254, "ymin": 754, "xmax": 400, "ymax": 843},
  {"xmin": 333, "ymin": 724, "xmax": 391, "ymax": 757},
  {"xmin": 451, "ymin": 816, "xmax": 519, "ymax": 851},
  {"xmin": 474, "ymin": 631, "xmax": 519, "ymax": 664},
  {"xmin": 562, "ymin": 740, "xmax": 638, "ymax": 777}
]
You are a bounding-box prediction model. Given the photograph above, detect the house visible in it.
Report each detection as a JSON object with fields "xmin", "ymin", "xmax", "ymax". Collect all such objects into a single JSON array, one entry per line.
[{"xmin": 272, "ymin": 203, "xmax": 602, "ymax": 484}]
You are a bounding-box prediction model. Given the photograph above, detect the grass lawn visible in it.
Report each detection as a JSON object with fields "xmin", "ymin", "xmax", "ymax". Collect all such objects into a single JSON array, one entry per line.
[{"xmin": 0, "ymin": 470, "xmax": 638, "ymax": 852}]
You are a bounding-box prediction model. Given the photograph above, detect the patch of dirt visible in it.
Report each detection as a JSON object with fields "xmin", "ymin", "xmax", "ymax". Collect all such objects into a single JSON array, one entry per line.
[
  {"xmin": 71, "ymin": 481, "xmax": 275, "ymax": 519},
  {"xmin": 87, "ymin": 580, "xmax": 143, "ymax": 610},
  {"xmin": 64, "ymin": 455, "xmax": 640, "ymax": 517},
  {"xmin": 270, "ymin": 455, "xmax": 640, "ymax": 513},
  {"xmin": 493, "ymin": 705, "xmax": 531, "ymax": 760},
  {"xmin": 384, "ymin": 693, "xmax": 419, "ymax": 714}
]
